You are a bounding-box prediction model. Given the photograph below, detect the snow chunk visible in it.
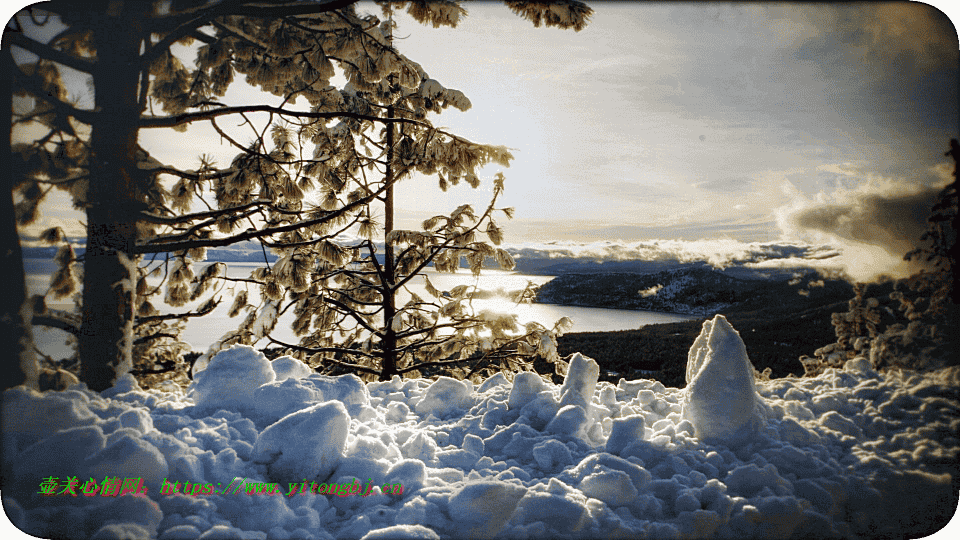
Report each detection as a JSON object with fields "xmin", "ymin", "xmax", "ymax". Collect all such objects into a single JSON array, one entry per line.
[
  {"xmin": 306, "ymin": 373, "xmax": 371, "ymax": 416},
  {"xmin": 386, "ymin": 459, "xmax": 427, "ymax": 496},
  {"xmin": 449, "ymin": 481, "xmax": 527, "ymax": 539},
  {"xmin": 605, "ymin": 414, "xmax": 645, "ymax": 455},
  {"xmin": 558, "ymin": 353, "xmax": 599, "ymax": 411},
  {"xmin": 189, "ymin": 345, "xmax": 275, "ymax": 414},
  {"xmin": 415, "ymin": 377, "xmax": 472, "ymax": 418},
  {"xmin": 509, "ymin": 479, "xmax": 589, "ymax": 533},
  {"xmin": 681, "ymin": 315, "xmax": 764, "ymax": 446},
  {"xmin": 508, "ymin": 372, "xmax": 550, "ymax": 410},
  {"xmin": 567, "ymin": 453, "xmax": 651, "ymax": 494},
  {"xmin": 253, "ymin": 377, "xmax": 324, "ymax": 427},
  {"xmin": 271, "ymin": 355, "xmax": 313, "ymax": 380},
  {"xmin": 477, "ymin": 372, "xmax": 510, "ymax": 394},
  {"xmin": 844, "ymin": 356, "xmax": 875, "ymax": 376},
  {"xmin": 360, "ymin": 525, "xmax": 440, "ymax": 540},
  {"xmin": 252, "ymin": 401, "xmax": 349, "ymax": 483},
  {"xmin": 579, "ymin": 468, "xmax": 639, "ymax": 507},
  {"xmin": 724, "ymin": 462, "xmax": 792, "ymax": 497},
  {"xmin": 532, "ymin": 439, "xmax": 573, "ymax": 471},
  {"xmin": 545, "ymin": 404, "xmax": 587, "ymax": 436}
]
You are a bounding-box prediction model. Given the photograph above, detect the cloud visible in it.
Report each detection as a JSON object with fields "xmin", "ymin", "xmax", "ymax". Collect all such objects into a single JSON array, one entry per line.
[
  {"xmin": 695, "ymin": 176, "xmax": 755, "ymax": 193},
  {"xmin": 766, "ymin": 3, "xmax": 958, "ymax": 73},
  {"xmin": 774, "ymin": 163, "xmax": 951, "ymax": 281},
  {"xmin": 505, "ymin": 237, "xmax": 836, "ymax": 270}
]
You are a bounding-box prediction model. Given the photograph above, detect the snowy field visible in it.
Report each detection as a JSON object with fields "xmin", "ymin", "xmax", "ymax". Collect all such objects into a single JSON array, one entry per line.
[{"xmin": 2, "ymin": 315, "xmax": 958, "ymax": 539}]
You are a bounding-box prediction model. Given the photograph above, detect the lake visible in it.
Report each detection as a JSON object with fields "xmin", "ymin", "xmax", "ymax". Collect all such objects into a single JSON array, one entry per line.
[{"xmin": 24, "ymin": 259, "xmax": 699, "ymax": 360}]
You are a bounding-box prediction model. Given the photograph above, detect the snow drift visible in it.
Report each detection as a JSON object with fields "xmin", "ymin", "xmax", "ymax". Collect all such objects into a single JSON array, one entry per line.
[{"xmin": 2, "ymin": 330, "xmax": 959, "ymax": 539}]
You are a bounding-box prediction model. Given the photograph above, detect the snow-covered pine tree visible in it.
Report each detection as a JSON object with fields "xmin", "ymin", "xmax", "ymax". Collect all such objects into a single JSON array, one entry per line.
[
  {"xmin": 6, "ymin": 1, "xmax": 591, "ymax": 391},
  {"xmin": 10, "ymin": 1, "xmax": 389, "ymax": 391},
  {"xmin": 246, "ymin": 3, "xmax": 587, "ymax": 382},
  {"xmin": 806, "ymin": 282, "xmax": 881, "ymax": 376}
]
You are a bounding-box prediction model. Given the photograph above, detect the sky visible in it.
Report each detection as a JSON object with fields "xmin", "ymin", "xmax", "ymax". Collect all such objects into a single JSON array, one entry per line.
[{"xmin": 9, "ymin": 1, "xmax": 959, "ymax": 281}]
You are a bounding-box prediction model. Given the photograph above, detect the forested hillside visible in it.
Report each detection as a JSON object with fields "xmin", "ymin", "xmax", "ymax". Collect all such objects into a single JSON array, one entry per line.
[
  {"xmin": 556, "ymin": 272, "xmax": 865, "ymax": 387},
  {"xmin": 535, "ymin": 265, "xmax": 852, "ymax": 315}
]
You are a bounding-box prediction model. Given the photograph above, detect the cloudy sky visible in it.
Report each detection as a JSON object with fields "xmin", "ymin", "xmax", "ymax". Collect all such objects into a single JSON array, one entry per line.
[{"xmin": 12, "ymin": 1, "xmax": 959, "ymax": 281}]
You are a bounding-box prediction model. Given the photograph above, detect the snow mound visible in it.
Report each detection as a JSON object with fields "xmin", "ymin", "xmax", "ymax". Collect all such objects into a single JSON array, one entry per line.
[
  {"xmin": 251, "ymin": 400, "xmax": 349, "ymax": 483},
  {"xmin": 682, "ymin": 315, "xmax": 765, "ymax": 445},
  {"xmin": 188, "ymin": 345, "xmax": 275, "ymax": 415},
  {"xmin": 360, "ymin": 524, "xmax": 440, "ymax": 540},
  {"xmin": 271, "ymin": 355, "xmax": 313, "ymax": 381},
  {"xmin": 414, "ymin": 376, "xmax": 473, "ymax": 419},
  {"xmin": 253, "ymin": 377, "xmax": 324, "ymax": 426},
  {"xmin": 508, "ymin": 371, "xmax": 550, "ymax": 410},
  {"xmin": 448, "ymin": 481, "xmax": 527, "ymax": 539}
]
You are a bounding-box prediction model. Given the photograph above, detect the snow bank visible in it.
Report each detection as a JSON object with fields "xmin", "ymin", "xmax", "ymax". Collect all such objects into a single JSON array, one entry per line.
[{"xmin": 3, "ymin": 326, "xmax": 959, "ymax": 539}]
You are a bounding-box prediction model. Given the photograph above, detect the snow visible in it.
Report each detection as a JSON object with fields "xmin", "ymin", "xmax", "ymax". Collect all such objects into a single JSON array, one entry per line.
[
  {"xmin": 4, "ymin": 331, "xmax": 960, "ymax": 539},
  {"xmin": 682, "ymin": 315, "xmax": 765, "ymax": 446}
]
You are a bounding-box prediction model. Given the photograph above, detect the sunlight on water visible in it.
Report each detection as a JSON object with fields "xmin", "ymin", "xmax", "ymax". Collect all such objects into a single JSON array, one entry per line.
[{"xmin": 25, "ymin": 259, "xmax": 698, "ymax": 359}]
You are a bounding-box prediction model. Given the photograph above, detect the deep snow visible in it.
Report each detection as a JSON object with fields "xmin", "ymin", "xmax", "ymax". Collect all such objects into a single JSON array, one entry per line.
[{"xmin": 2, "ymin": 315, "xmax": 958, "ymax": 539}]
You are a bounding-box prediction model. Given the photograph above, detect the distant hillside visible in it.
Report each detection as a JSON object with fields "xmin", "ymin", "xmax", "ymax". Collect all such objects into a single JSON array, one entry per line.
[
  {"xmin": 553, "ymin": 271, "xmax": 859, "ymax": 387},
  {"xmin": 533, "ymin": 266, "xmax": 754, "ymax": 315},
  {"xmin": 534, "ymin": 265, "xmax": 851, "ymax": 317}
]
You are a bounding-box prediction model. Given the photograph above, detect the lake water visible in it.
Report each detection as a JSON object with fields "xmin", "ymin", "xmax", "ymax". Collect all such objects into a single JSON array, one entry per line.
[{"xmin": 25, "ymin": 259, "xmax": 699, "ymax": 360}]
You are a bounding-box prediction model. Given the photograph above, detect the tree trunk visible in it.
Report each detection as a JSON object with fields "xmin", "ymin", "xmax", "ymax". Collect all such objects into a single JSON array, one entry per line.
[
  {"xmin": 0, "ymin": 42, "xmax": 39, "ymax": 391},
  {"xmin": 379, "ymin": 102, "xmax": 399, "ymax": 381},
  {"xmin": 79, "ymin": 3, "xmax": 146, "ymax": 391}
]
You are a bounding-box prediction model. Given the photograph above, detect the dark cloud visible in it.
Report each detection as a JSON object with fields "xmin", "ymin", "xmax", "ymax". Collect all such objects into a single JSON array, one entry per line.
[
  {"xmin": 788, "ymin": 3, "xmax": 958, "ymax": 143},
  {"xmin": 775, "ymin": 175, "xmax": 949, "ymax": 280},
  {"xmin": 790, "ymin": 188, "xmax": 938, "ymax": 257}
]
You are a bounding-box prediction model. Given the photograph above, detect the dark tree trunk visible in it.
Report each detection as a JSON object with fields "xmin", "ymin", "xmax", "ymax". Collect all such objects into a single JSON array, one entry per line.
[
  {"xmin": 379, "ymin": 102, "xmax": 399, "ymax": 381},
  {"xmin": 79, "ymin": 4, "xmax": 146, "ymax": 391},
  {"xmin": 0, "ymin": 41, "xmax": 39, "ymax": 391}
]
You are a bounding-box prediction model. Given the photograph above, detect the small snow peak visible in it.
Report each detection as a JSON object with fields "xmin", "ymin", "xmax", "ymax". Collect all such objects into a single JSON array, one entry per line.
[
  {"xmin": 558, "ymin": 353, "xmax": 599, "ymax": 410},
  {"xmin": 682, "ymin": 315, "xmax": 764, "ymax": 446}
]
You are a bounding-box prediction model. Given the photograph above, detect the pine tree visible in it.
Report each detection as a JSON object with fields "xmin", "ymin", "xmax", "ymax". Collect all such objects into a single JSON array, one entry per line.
[
  {"xmin": 6, "ymin": 1, "xmax": 592, "ymax": 391},
  {"xmin": 201, "ymin": 4, "xmax": 586, "ymax": 383}
]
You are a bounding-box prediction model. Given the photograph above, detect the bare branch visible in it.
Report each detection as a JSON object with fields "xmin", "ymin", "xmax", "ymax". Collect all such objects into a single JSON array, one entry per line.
[
  {"xmin": 7, "ymin": 31, "xmax": 95, "ymax": 74},
  {"xmin": 133, "ymin": 333, "xmax": 180, "ymax": 346},
  {"xmin": 32, "ymin": 314, "xmax": 79, "ymax": 335},
  {"xmin": 136, "ymin": 299, "xmax": 220, "ymax": 324},
  {"xmin": 140, "ymin": 104, "xmax": 424, "ymax": 129},
  {"xmin": 266, "ymin": 336, "xmax": 382, "ymax": 376},
  {"xmin": 139, "ymin": 198, "xmax": 269, "ymax": 225}
]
